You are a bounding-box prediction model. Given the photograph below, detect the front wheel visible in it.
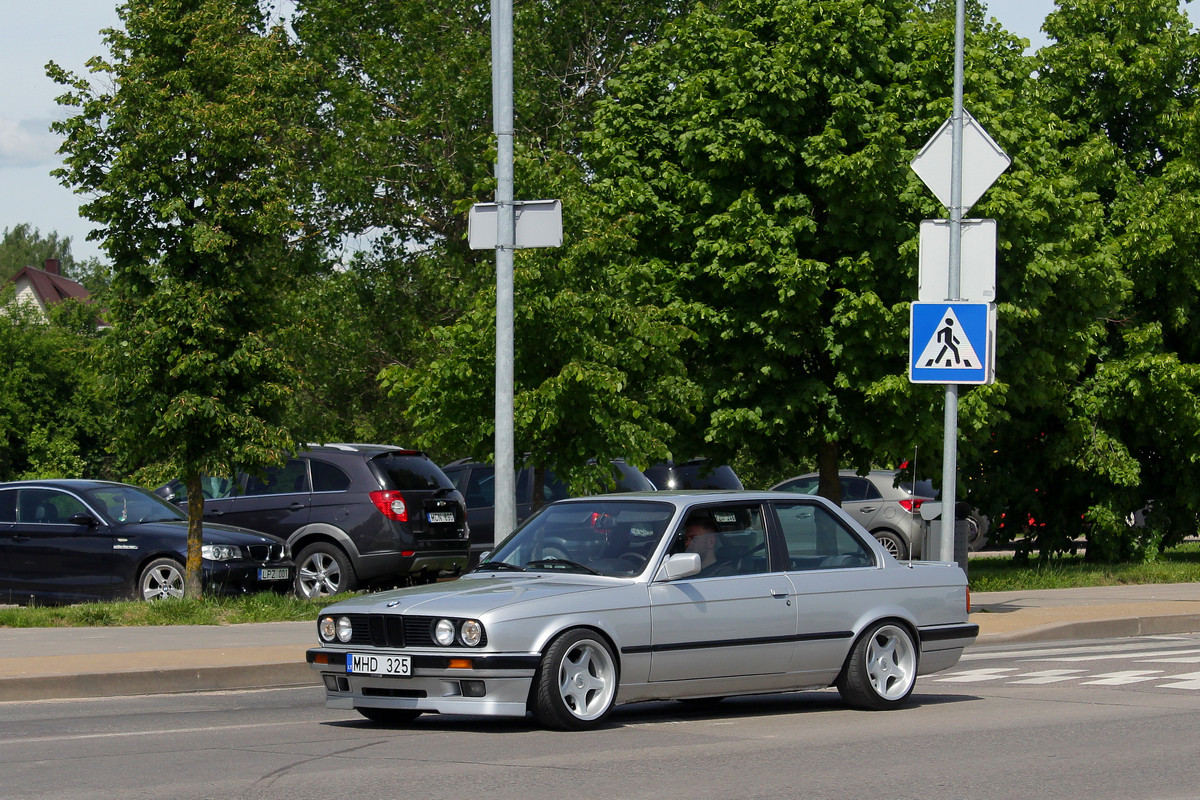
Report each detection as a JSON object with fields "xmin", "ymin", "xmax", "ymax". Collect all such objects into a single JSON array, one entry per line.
[
  {"xmin": 836, "ymin": 622, "xmax": 918, "ymax": 710},
  {"xmin": 532, "ymin": 629, "xmax": 619, "ymax": 730},
  {"xmin": 138, "ymin": 557, "xmax": 185, "ymax": 601}
]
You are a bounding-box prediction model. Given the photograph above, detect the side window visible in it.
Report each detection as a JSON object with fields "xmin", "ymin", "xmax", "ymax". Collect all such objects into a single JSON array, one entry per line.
[
  {"xmin": 17, "ymin": 489, "xmax": 88, "ymax": 524},
  {"xmin": 244, "ymin": 459, "xmax": 310, "ymax": 496},
  {"xmin": 201, "ymin": 476, "xmax": 238, "ymax": 499},
  {"xmin": 465, "ymin": 469, "xmax": 495, "ymax": 508},
  {"xmin": 839, "ymin": 477, "xmax": 870, "ymax": 502},
  {"xmin": 774, "ymin": 502, "xmax": 874, "ymax": 570},
  {"xmin": 777, "ymin": 476, "xmax": 820, "ymax": 495},
  {"xmin": 0, "ymin": 491, "xmax": 16, "ymax": 522},
  {"xmin": 543, "ymin": 471, "xmax": 571, "ymax": 503},
  {"xmin": 672, "ymin": 503, "xmax": 770, "ymax": 577},
  {"xmin": 309, "ymin": 459, "xmax": 351, "ymax": 492}
]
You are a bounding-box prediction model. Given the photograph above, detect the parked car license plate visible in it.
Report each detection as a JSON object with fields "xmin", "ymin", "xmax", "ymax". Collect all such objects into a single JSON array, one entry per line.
[
  {"xmin": 427, "ymin": 511, "xmax": 455, "ymax": 523},
  {"xmin": 347, "ymin": 653, "xmax": 411, "ymax": 676},
  {"xmin": 258, "ymin": 568, "xmax": 290, "ymax": 581}
]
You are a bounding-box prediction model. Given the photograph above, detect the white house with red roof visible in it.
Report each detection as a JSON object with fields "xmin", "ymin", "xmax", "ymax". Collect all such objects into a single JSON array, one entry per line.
[{"xmin": 5, "ymin": 258, "xmax": 93, "ymax": 321}]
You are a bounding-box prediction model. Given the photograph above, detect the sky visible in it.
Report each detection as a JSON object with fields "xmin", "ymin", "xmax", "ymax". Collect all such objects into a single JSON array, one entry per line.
[{"xmin": 1, "ymin": 1, "xmax": 1057, "ymax": 265}]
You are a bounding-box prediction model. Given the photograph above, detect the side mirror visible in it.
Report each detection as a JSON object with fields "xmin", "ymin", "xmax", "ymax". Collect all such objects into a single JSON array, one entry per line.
[
  {"xmin": 67, "ymin": 513, "xmax": 98, "ymax": 527},
  {"xmin": 656, "ymin": 552, "xmax": 701, "ymax": 581}
]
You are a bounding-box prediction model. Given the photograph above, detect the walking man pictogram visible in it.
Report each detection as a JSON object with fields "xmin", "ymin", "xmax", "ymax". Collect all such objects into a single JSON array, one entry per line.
[{"xmin": 927, "ymin": 317, "xmax": 972, "ymax": 368}]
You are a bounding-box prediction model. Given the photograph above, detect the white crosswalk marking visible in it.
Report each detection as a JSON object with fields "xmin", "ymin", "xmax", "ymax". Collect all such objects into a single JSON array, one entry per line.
[
  {"xmin": 934, "ymin": 668, "xmax": 1017, "ymax": 683},
  {"xmin": 1139, "ymin": 655, "xmax": 1200, "ymax": 664},
  {"xmin": 1039, "ymin": 647, "xmax": 1200, "ymax": 663},
  {"xmin": 1007, "ymin": 670, "xmax": 1086, "ymax": 684},
  {"xmin": 1156, "ymin": 671, "xmax": 1200, "ymax": 690},
  {"xmin": 1081, "ymin": 671, "xmax": 1164, "ymax": 686}
]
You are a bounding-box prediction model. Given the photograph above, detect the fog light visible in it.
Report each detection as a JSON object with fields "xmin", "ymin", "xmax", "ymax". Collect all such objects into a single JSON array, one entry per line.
[
  {"xmin": 460, "ymin": 680, "xmax": 486, "ymax": 697},
  {"xmin": 322, "ymin": 674, "xmax": 340, "ymax": 691}
]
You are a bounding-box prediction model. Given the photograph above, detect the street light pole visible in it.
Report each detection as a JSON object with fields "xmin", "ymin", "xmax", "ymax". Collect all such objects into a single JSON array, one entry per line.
[{"xmin": 492, "ymin": 0, "xmax": 517, "ymax": 546}]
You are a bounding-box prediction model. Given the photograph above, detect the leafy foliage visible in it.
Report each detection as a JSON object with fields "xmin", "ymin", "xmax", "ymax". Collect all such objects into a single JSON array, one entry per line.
[{"xmin": 49, "ymin": 0, "xmax": 324, "ymax": 594}]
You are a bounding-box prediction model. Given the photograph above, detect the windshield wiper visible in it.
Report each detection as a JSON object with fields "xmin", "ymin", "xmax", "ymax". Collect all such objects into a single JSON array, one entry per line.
[
  {"xmin": 525, "ymin": 558, "xmax": 599, "ymax": 575},
  {"xmin": 471, "ymin": 561, "xmax": 527, "ymax": 573}
]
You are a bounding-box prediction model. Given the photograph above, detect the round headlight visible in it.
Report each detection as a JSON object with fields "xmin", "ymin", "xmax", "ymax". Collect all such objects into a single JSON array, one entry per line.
[
  {"xmin": 460, "ymin": 620, "xmax": 483, "ymax": 647},
  {"xmin": 434, "ymin": 618, "xmax": 456, "ymax": 646},
  {"xmin": 319, "ymin": 616, "xmax": 336, "ymax": 642},
  {"xmin": 336, "ymin": 616, "xmax": 353, "ymax": 643}
]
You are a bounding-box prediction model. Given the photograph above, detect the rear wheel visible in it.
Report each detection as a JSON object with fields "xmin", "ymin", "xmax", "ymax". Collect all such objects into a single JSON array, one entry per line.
[
  {"xmin": 872, "ymin": 530, "xmax": 908, "ymax": 560},
  {"xmin": 357, "ymin": 707, "xmax": 422, "ymax": 725},
  {"xmin": 294, "ymin": 543, "xmax": 357, "ymax": 599},
  {"xmin": 532, "ymin": 629, "xmax": 618, "ymax": 730},
  {"xmin": 138, "ymin": 558, "xmax": 185, "ymax": 601},
  {"xmin": 836, "ymin": 622, "xmax": 918, "ymax": 710}
]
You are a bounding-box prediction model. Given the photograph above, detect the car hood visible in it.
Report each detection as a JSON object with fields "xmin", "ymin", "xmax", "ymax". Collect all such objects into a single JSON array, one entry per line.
[
  {"xmin": 323, "ymin": 574, "xmax": 625, "ymax": 618},
  {"xmin": 118, "ymin": 519, "xmax": 286, "ymax": 546}
]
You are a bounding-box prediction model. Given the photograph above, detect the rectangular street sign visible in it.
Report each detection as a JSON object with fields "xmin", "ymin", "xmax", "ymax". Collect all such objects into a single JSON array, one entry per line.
[
  {"xmin": 918, "ymin": 219, "xmax": 997, "ymax": 303},
  {"xmin": 910, "ymin": 302, "xmax": 995, "ymax": 385},
  {"xmin": 468, "ymin": 199, "xmax": 563, "ymax": 249}
]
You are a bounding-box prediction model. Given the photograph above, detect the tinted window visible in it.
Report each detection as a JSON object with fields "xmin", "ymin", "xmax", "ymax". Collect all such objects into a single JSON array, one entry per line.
[
  {"xmin": 17, "ymin": 489, "xmax": 88, "ymax": 524},
  {"xmin": 310, "ymin": 458, "xmax": 352, "ymax": 492},
  {"xmin": 244, "ymin": 460, "xmax": 310, "ymax": 496},
  {"xmin": 463, "ymin": 468, "xmax": 495, "ymax": 508},
  {"xmin": 673, "ymin": 463, "xmax": 743, "ymax": 490},
  {"xmin": 774, "ymin": 502, "xmax": 874, "ymax": 569},
  {"xmin": 840, "ymin": 477, "xmax": 877, "ymax": 502},
  {"xmin": 776, "ymin": 476, "xmax": 819, "ymax": 494},
  {"xmin": 0, "ymin": 490, "xmax": 15, "ymax": 522},
  {"xmin": 84, "ymin": 485, "xmax": 184, "ymax": 524},
  {"xmin": 373, "ymin": 454, "xmax": 453, "ymax": 491}
]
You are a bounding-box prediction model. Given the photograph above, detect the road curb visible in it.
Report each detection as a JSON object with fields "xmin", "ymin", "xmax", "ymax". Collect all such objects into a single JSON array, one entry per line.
[
  {"xmin": 0, "ymin": 662, "xmax": 317, "ymax": 703},
  {"xmin": 976, "ymin": 612, "xmax": 1200, "ymax": 645}
]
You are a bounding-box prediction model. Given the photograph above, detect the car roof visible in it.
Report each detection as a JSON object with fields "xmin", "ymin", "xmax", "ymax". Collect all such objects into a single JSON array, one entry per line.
[
  {"xmin": 0, "ymin": 479, "xmax": 143, "ymax": 491},
  {"xmin": 305, "ymin": 443, "xmax": 425, "ymax": 457}
]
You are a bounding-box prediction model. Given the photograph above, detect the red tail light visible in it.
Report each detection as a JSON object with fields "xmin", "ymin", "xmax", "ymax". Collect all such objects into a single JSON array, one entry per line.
[
  {"xmin": 370, "ymin": 490, "xmax": 409, "ymax": 522},
  {"xmin": 899, "ymin": 498, "xmax": 925, "ymax": 513}
]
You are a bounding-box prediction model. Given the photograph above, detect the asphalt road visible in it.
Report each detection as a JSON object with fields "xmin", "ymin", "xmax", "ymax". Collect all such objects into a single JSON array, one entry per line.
[{"xmin": 5, "ymin": 633, "xmax": 1200, "ymax": 800}]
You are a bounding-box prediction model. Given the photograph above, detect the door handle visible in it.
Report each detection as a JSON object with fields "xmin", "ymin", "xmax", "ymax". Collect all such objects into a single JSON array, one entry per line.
[
  {"xmin": 205, "ymin": 509, "xmax": 224, "ymax": 517},
  {"xmin": 859, "ymin": 506, "xmax": 877, "ymax": 513},
  {"xmin": 12, "ymin": 535, "xmax": 30, "ymax": 543},
  {"xmin": 289, "ymin": 502, "xmax": 306, "ymax": 510},
  {"xmin": 770, "ymin": 588, "xmax": 789, "ymax": 598}
]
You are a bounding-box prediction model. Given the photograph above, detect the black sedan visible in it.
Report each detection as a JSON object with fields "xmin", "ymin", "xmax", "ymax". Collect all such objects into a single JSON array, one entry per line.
[{"xmin": 0, "ymin": 480, "xmax": 293, "ymax": 605}]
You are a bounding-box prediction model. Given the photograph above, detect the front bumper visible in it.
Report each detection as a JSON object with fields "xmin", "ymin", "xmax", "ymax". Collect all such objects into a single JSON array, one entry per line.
[
  {"xmin": 206, "ymin": 561, "xmax": 294, "ymax": 595},
  {"xmin": 307, "ymin": 648, "xmax": 539, "ymax": 718}
]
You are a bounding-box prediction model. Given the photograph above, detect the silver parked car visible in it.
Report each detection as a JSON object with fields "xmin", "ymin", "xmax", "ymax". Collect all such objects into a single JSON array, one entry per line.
[
  {"xmin": 307, "ymin": 491, "xmax": 977, "ymax": 730},
  {"xmin": 770, "ymin": 470, "xmax": 989, "ymax": 557}
]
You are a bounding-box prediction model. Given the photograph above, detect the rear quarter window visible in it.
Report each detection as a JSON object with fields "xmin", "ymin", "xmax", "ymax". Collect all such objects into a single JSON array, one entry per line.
[
  {"xmin": 372, "ymin": 454, "xmax": 454, "ymax": 491},
  {"xmin": 0, "ymin": 491, "xmax": 15, "ymax": 522}
]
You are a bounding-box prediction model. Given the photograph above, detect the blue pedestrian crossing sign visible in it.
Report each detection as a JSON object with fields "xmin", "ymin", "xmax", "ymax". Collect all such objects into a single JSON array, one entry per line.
[{"xmin": 909, "ymin": 302, "xmax": 996, "ymax": 385}]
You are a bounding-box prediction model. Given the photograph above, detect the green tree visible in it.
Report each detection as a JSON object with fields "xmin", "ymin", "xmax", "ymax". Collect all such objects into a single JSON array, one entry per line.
[
  {"xmin": 49, "ymin": 0, "xmax": 324, "ymax": 596},
  {"xmin": 587, "ymin": 0, "xmax": 1113, "ymax": 520},
  {"xmin": 0, "ymin": 224, "xmax": 79, "ymax": 283},
  {"xmin": 287, "ymin": 0, "xmax": 692, "ymax": 477},
  {"xmin": 386, "ymin": 150, "xmax": 700, "ymax": 495},
  {"xmin": 0, "ymin": 287, "xmax": 112, "ymax": 481},
  {"xmin": 1024, "ymin": 0, "xmax": 1200, "ymax": 559}
]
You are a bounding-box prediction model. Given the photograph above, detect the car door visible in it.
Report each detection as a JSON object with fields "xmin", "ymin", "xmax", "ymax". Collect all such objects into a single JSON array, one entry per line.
[
  {"xmin": 6, "ymin": 488, "xmax": 121, "ymax": 603},
  {"xmin": 771, "ymin": 499, "xmax": 881, "ymax": 685},
  {"xmin": 220, "ymin": 459, "xmax": 312, "ymax": 539},
  {"xmin": 839, "ymin": 475, "xmax": 886, "ymax": 532},
  {"xmin": 648, "ymin": 502, "xmax": 796, "ymax": 683}
]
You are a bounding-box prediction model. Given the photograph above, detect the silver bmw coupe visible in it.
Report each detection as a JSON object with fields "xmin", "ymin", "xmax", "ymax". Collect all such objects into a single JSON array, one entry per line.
[{"xmin": 307, "ymin": 491, "xmax": 977, "ymax": 729}]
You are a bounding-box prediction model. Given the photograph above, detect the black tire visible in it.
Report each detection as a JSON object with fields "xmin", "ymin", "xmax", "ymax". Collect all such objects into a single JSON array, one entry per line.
[
  {"xmin": 532, "ymin": 629, "xmax": 619, "ymax": 730},
  {"xmin": 138, "ymin": 557, "xmax": 185, "ymax": 601},
  {"xmin": 872, "ymin": 530, "xmax": 908, "ymax": 560},
  {"xmin": 294, "ymin": 543, "xmax": 357, "ymax": 599},
  {"xmin": 836, "ymin": 621, "xmax": 919, "ymax": 710},
  {"xmin": 966, "ymin": 511, "xmax": 990, "ymax": 551},
  {"xmin": 357, "ymin": 707, "xmax": 422, "ymax": 725}
]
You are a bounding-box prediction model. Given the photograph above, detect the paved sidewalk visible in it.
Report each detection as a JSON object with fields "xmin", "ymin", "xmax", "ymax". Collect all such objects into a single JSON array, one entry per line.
[{"xmin": 1, "ymin": 583, "xmax": 1198, "ymax": 703}]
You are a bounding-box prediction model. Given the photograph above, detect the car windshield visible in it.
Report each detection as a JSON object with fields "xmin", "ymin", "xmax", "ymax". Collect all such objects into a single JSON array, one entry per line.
[
  {"xmin": 478, "ymin": 499, "xmax": 676, "ymax": 577},
  {"xmin": 83, "ymin": 485, "xmax": 187, "ymax": 525}
]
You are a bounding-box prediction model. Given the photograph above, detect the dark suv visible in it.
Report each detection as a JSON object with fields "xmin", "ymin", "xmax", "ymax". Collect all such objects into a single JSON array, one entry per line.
[
  {"xmin": 155, "ymin": 444, "xmax": 469, "ymax": 598},
  {"xmin": 441, "ymin": 459, "xmax": 655, "ymax": 567}
]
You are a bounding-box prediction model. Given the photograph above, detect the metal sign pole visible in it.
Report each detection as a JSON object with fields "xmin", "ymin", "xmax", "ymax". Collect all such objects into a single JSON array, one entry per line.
[
  {"xmin": 492, "ymin": 0, "xmax": 517, "ymax": 545},
  {"xmin": 939, "ymin": 0, "xmax": 966, "ymax": 563}
]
